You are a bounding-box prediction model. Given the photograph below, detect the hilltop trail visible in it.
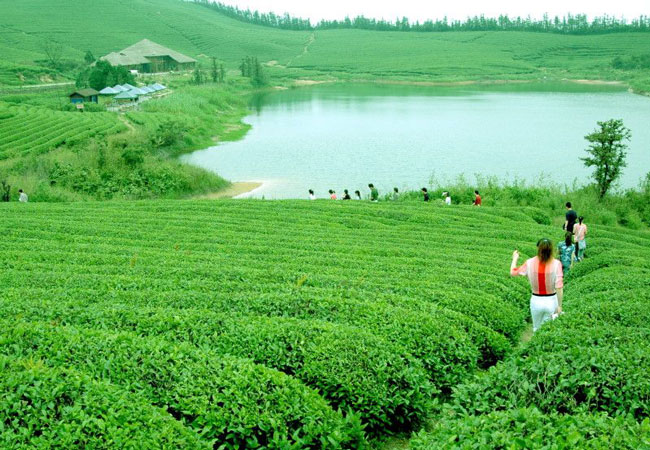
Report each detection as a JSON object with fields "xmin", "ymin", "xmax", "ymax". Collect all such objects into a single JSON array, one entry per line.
[{"xmin": 287, "ymin": 32, "xmax": 315, "ymax": 67}]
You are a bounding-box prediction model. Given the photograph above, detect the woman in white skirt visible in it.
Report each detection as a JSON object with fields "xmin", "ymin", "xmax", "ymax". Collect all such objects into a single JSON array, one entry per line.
[
  {"xmin": 510, "ymin": 238, "xmax": 564, "ymax": 332},
  {"xmin": 574, "ymin": 217, "xmax": 588, "ymax": 261}
]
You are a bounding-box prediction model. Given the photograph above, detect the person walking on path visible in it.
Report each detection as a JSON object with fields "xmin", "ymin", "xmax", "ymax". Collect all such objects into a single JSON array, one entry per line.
[
  {"xmin": 369, "ymin": 184, "xmax": 379, "ymax": 202},
  {"xmin": 328, "ymin": 190, "xmax": 337, "ymax": 200},
  {"xmin": 564, "ymin": 202, "xmax": 578, "ymax": 233},
  {"xmin": 574, "ymin": 217, "xmax": 588, "ymax": 261},
  {"xmin": 473, "ymin": 190, "xmax": 482, "ymax": 206},
  {"xmin": 557, "ymin": 232, "xmax": 576, "ymax": 274},
  {"xmin": 354, "ymin": 190, "xmax": 362, "ymax": 200},
  {"xmin": 342, "ymin": 189, "xmax": 351, "ymax": 200},
  {"xmin": 443, "ymin": 192, "xmax": 451, "ymax": 205},
  {"xmin": 421, "ymin": 187, "xmax": 430, "ymax": 202},
  {"xmin": 18, "ymin": 189, "xmax": 28, "ymax": 203},
  {"xmin": 392, "ymin": 187, "xmax": 400, "ymax": 201},
  {"xmin": 308, "ymin": 189, "xmax": 316, "ymax": 200},
  {"xmin": 510, "ymin": 238, "xmax": 564, "ymax": 332}
]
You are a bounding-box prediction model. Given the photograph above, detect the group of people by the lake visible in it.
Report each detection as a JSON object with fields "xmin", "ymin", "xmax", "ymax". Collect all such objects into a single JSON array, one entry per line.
[
  {"xmin": 309, "ymin": 185, "xmax": 482, "ymax": 206},
  {"xmin": 511, "ymin": 201, "xmax": 588, "ymax": 333}
]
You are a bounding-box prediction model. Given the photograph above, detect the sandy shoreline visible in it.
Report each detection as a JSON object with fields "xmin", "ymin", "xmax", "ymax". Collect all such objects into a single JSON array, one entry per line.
[
  {"xmin": 288, "ymin": 77, "xmax": 627, "ymax": 89},
  {"xmin": 193, "ymin": 181, "xmax": 262, "ymax": 199}
]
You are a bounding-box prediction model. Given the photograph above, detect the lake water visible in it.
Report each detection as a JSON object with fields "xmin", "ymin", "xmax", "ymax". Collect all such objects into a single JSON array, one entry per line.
[{"xmin": 180, "ymin": 83, "xmax": 650, "ymax": 199}]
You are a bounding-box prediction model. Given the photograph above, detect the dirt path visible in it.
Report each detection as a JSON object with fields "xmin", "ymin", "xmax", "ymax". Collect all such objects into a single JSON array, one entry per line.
[
  {"xmin": 287, "ymin": 32, "xmax": 315, "ymax": 67},
  {"xmin": 518, "ymin": 324, "xmax": 534, "ymax": 346},
  {"xmin": 192, "ymin": 182, "xmax": 262, "ymax": 200},
  {"xmin": 117, "ymin": 115, "xmax": 136, "ymax": 132}
]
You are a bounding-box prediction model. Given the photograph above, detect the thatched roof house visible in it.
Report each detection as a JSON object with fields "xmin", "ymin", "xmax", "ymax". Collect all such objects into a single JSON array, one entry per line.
[{"xmin": 100, "ymin": 39, "xmax": 196, "ymax": 73}]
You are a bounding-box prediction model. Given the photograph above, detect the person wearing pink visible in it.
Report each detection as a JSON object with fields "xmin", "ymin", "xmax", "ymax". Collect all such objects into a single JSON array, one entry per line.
[
  {"xmin": 574, "ymin": 216, "xmax": 588, "ymax": 261},
  {"xmin": 510, "ymin": 238, "xmax": 564, "ymax": 332}
]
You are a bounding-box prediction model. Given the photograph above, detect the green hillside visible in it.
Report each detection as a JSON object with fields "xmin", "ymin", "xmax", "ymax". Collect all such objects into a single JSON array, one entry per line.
[
  {"xmin": 1, "ymin": 200, "xmax": 649, "ymax": 447},
  {"xmin": 0, "ymin": 0, "xmax": 649, "ymax": 89}
]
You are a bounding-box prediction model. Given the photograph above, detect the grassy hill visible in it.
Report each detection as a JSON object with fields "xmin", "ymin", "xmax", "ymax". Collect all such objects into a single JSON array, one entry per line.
[
  {"xmin": 0, "ymin": 0, "xmax": 649, "ymax": 90},
  {"xmin": 1, "ymin": 199, "xmax": 649, "ymax": 447}
]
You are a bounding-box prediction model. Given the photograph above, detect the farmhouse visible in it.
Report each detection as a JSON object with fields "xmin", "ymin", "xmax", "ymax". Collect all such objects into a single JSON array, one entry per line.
[
  {"xmin": 100, "ymin": 39, "xmax": 196, "ymax": 73},
  {"xmin": 69, "ymin": 88, "xmax": 99, "ymax": 104}
]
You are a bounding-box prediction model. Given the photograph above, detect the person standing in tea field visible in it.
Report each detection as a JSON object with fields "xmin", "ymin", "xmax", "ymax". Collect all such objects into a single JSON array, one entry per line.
[
  {"xmin": 421, "ymin": 188, "xmax": 430, "ymax": 202},
  {"xmin": 443, "ymin": 192, "xmax": 451, "ymax": 205},
  {"xmin": 369, "ymin": 184, "xmax": 379, "ymax": 202},
  {"xmin": 329, "ymin": 190, "xmax": 337, "ymax": 200},
  {"xmin": 392, "ymin": 187, "xmax": 400, "ymax": 201},
  {"xmin": 308, "ymin": 189, "xmax": 316, "ymax": 200},
  {"xmin": 564, "ymin": 202, "xmax": 578, "ymax": 233},
  {"xmin": 511, "ymin": 238, "xmax": 564, "ymax": 332},
  {"xmin": 342, "ymin": 189, "xmax": 351, "ymax": 200},
  {"xmin": 557, "ymin": 232, "xmax": 576, "ymax": 274},
  {"xmin": 18, "ymin": 189, "xmax": 28, "ymax": 203},
  {"xmin": 473, "ymin": 190, "xmax": 482, "ymax": 206},
  {"xmin": 574, "ymin": 217, "xmax": 588, "ymax": 261},
  {"xmin": 354, "ymin": 190, "xmax": 362, "ymax": 200}
]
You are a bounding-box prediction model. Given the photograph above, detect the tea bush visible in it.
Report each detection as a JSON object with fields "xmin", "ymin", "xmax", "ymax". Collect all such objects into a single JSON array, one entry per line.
[
  {"xmin": 0, "ymin": 358, "xmax": 208, "ymax": 449},
  {"xmin": 0, "ymin": 321, "xmax": 367, "ymax": 449}
]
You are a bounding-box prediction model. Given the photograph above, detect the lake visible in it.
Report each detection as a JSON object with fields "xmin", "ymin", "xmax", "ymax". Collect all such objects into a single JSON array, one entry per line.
[{"xmin": 180, "ymin": 83, "xmax": 650, "ymax": 199}]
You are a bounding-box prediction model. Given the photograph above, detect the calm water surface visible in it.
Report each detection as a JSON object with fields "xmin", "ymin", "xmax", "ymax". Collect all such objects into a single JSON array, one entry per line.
[{"xmin": 181, "ymin": 83, "xmax": 650, "ymax": 199}]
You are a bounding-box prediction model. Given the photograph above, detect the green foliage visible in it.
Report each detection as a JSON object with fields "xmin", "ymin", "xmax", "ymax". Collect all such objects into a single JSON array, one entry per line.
[
  {"xmin": 240, "ymin": 56, "xmax": 268, "ymax": 86},
  {"xmin": 0, "ymin": 358, "xmax": 209, "ymax": 449},
  {"xmin": 192, "ymin": 66, "xmax": 204, "ymax": 85},
  {"xmin": 195, "ymin": 1, "xmax": 650, "ymax": 35},
  {"xmin": 121, "ymin": 146, "xmax": 145, "ymax": 167},
  {"xmin": 149, "ymin": 119, "xmax": 188, "ymax": 148},
  {"xmin": 411, "ymin": 408, "xmax": 650, "ymax": 449},
  {"xmin": 0, "ymin": 321, "xmax": 366, "ymax": 449},
  {"xmin": 1, "ymin": 180, "xmax": 9, "ymax": 202},
  {"xmin": 413, "ymin": 234, "xmax": 650, "ymax": 448},
  {"xmin": 76, "ymin": 60, "xmax": 134, "ymax": 90},
  {"xmin": 0, "ymin": 200, "xmax": 566, "ymax": 443},
  {"xmin": 1, "ymin": 0, "xmax": 650, "ymax": 92},
  {"xmin": 0, "ymin": 101, "xmax": 126, "ymax": 160},
  {"xmin": 84, "ymin": 50, "xmax": 95, "ymax": 64},
  {"xmin": 582, "ymin": 119, "xmax": 631, "ymax": 198},
  {"xmin": 612, "ymin": 53, "xmax": 650, "ymax": 70}
]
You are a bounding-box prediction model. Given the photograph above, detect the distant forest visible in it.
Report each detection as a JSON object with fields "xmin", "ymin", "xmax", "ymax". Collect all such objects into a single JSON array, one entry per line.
[{"xmin": 193, "ymin": 1, "xmax": 650, "ymax": 34}]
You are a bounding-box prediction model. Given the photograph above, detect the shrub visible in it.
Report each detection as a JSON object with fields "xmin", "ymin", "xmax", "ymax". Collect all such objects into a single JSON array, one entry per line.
[
  {"xmin": 0, "ymin": 357, "xmax": 208, "ymax": 449},
  {"xmin": 411, "ymin": 408, "xmax": 650, "ymax": 449},
  {"xmin": 0, "ymin": 321, "xmax": 367, "ymax": 449},
  {"xmin": 450, "ymin": 325, "xmax": 650, "ymax": 418}
]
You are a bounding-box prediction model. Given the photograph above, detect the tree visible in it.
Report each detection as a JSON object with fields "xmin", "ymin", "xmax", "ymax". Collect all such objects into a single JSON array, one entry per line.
[
  {"xmin": 193, "ymin": 66, "xmax": 204, "ymax": 85},
  {"xmin": 1, "ymin": 181, "xmax": 10, "ymax": 202},
  {"xmin": 219, "ymin": 64, "xmax": 226, "ymax": 83},
  {"xmin": 77, "ymin": 60, "xmax": 134, "ymax": 90},
  {"xmin": 582, "ymin": 119, "xmax": 631, "ymax": 198},
  {"xmin": 251, "ymin": 57, "xmax": 267, "ymax": 86},
  {"xmin": 84, "ymin": 50, "xmax": 96, "ymax": 65},
  {"xmin": 42, "ymin": 40, "xmax": 63, "ymax": 69},
  {"xmin": 211, "ymin": 57, "xmax": 219, "ymax": 83}
]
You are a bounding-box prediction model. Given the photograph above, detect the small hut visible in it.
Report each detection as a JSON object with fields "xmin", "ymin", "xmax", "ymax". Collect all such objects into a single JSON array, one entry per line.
[
  {"xmin": 69, "ymin": 88, "xmax": 99, "ymax": 104},
  {"xmin": 99, "ymin": 87, "xmax": 119, "ymax": 95},
  {"xmin": 114, "ymin": 91, "xmax": 138, "ymax": 103}
]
